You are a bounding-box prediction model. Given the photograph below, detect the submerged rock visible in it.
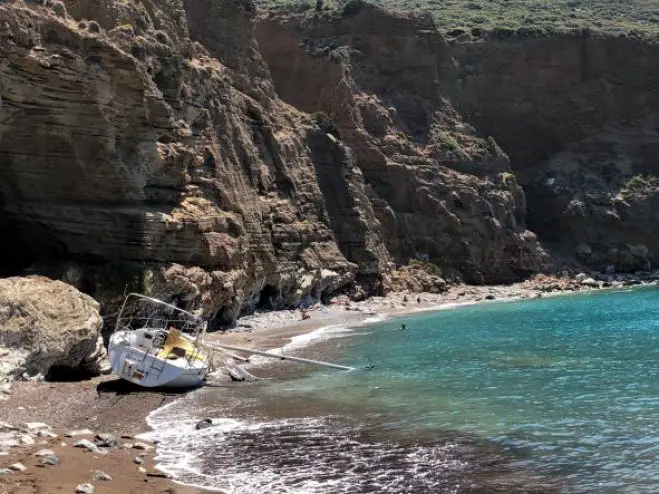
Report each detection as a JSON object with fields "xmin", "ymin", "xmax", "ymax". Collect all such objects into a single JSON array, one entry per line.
[
  {"xmin": 195, "ymin": 419, "xmax": 213, "ymax": 430},
  {"xmin": 146, "ymin": 471, "xmax": 171, "ymax": 479},
  {"xmin": 132, "ymin": 442, "xmax": 153, "ymax": 451}
]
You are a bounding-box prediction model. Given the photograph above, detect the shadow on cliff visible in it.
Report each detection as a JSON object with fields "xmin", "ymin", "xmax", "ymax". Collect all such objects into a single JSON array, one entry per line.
[{"xmin": 0, "ymin": 211, "xmax": 70, "ymax": 277}]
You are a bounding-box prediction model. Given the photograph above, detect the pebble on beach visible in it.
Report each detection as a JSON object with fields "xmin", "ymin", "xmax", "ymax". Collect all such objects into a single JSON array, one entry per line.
[
  {"xmin": 75, "ymin": 439, "xmax": 101, "ymax": 453},
  {"xmin": 38, "ymin": 454, "xmax": 60, "ymax": 466},
  {"xmin": 34, "ymin": 448, "xmax": 54, "ymax": 457},
  {"xmin": 92, "ymin": 470, "xmax": 113, "ymax": 481},
  {"xmin": 75, "ymin": 483, "xmax": 95, "ymax": 494},
  {"xmin": 132, "ymin": 442, "xmax": 153, "ymax": 451},
  {"xmin": 19, "ymin": 435, "xmax": 35, "ymax": 446},
  {"xmin": 66, "ymin": 429, "xmax": 94, "ymax": 438},
  {"xmin": 37, "ymin": 429, "xmax": 58, "ymax": 438},
  {"xmin": 24, "ymin": 422, "xmax": 50, "ymax": 431},
  {"xmin": 94, "ymin": 433, "xmax": 119, "ymax": 448},
  {"xmin": 146, "ymin": 471, "xmax": 170, "ymax": 479},
  {"xmin": 8, "ymin": 462, "xmax": 26, "ymax": 472}
]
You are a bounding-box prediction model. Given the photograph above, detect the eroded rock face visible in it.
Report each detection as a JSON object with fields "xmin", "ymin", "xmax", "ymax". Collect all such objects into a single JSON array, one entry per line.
[
  {"xmin": 9, "ymin": 0, "xmax": 656, "ymax": 330},
  {"xmin": 453, "ymin": 33, "xmax": 659, "ymax": 271},
  {"xmin": 0, "ymin": 276, "xmax": 106, "ymax": 380},
  {"xmin": 521, "ymin": 127, "xmax": 659, "ymax": 272},
  {"xmin": 0, "ymin": 0, "xmax": 372, "ymax": 324},
  {"xmin": 256, "ymin": 5, "xmax": 548, "ymax": 283}
]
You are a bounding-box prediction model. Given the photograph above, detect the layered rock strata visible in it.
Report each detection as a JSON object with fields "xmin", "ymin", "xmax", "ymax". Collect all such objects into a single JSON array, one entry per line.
[
  {"xmin": 256, "ymin": 4, "xmax": 548, "ymax": 284},
  {"xmin": 0, "ymin": 276, "xmax": 107, "ymax": 380},
  {"xmin": 0, "ymin": 0, "xmax": 388, "ymax": 326},
  {"xmin": 452, "ymin": 33, "xmax": 659, "ymax": 271},
  {"xmin": 4, "ymin": 0, "xmax": 655, "ymax": 330}
]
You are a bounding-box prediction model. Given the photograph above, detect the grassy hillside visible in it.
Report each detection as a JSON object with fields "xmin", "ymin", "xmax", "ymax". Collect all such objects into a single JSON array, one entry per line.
[{"xmin": 256, "ymin": 0, "xmax": 659, "ymax": 37}]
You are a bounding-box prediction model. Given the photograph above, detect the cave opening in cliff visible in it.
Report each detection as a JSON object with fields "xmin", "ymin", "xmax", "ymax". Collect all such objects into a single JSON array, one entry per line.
[
  {"xmin": 257, "ymin": 284, "xmax": 280, "ymax": 311},
  {"xmin": 0, "ymin": 214, "xmax": 69, "ymax": 277},
  {"xmin": 208, "ymin": 307, "xmax": 235, "ymax": 332}
]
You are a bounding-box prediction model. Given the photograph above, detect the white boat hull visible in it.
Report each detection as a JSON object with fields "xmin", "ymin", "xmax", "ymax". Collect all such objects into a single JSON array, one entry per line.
[{"xmin": 108, "ymin": 335, "xmax": 209, "ymax": 388}]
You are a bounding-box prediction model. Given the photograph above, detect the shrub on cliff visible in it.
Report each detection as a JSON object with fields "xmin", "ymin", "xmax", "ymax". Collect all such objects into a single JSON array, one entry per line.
[
  {"xmin": 342, "ymin": 0, "xmax": 367, "ymax": 17},
  {"xmin": 87, "ymin": 20, "xmax": 101, "ymax": 34},
  {"xmin": 154, "ymin": 30, "xmax": 171, "ymax": 45},
  {"xmin": 49, "ymin": 0, "xmax": 66, "ymax": 18},
  {"xmin": 256, "ymin": 0, "xmax": 659, "ymax": 38}
]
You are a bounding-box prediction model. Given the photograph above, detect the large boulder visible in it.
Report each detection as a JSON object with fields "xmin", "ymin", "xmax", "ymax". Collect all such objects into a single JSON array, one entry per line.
[
  {"xmin": 389, "ymin": 261, "xmax": 448, "ymax": 294},
  {"xmin": 0, "ymin": 276, "xmax": 107, "ymax": 380}
]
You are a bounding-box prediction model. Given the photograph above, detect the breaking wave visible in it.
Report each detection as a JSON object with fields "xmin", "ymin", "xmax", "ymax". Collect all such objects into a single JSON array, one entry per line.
[{"xmin": 142, "ymin": 399, "xmax": 472, "ymax": 494}]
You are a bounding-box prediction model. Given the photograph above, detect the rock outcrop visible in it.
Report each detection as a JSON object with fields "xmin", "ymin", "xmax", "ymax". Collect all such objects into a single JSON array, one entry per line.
[
  {"xmin": 0, "ymin": 0, "xmax": 380, "ymax": 326},
  {"xmin": 452, "ymin": 33, "xmax": 659, "ymax": 271},
  {"xmin": 256, "ymin": 5, "xmax": 548, "ymax": 284},
  {"xmin": 389, "ymin": 261, "xmax": 447, "ymax": 294},
  {"xmin": 0, "ymin": 276, "xmax": 107, "ymax": 380}
]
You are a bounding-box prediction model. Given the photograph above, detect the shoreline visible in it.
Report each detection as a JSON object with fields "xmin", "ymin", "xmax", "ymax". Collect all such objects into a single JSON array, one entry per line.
[{"xmin": 1, "ymin": 276, "xmax": 655, "ymax": 493}]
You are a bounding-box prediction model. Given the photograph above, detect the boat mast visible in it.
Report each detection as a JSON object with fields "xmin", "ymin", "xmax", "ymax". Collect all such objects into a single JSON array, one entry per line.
[{"xmin": 204, "ymin": 342, "xmax": 354, "ymax": 371}]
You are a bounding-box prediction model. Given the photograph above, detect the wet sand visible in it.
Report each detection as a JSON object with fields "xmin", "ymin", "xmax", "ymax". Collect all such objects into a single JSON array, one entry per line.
[{"xmin": 0, "ymin": 278, "xmax": 645, "ymax": 493}]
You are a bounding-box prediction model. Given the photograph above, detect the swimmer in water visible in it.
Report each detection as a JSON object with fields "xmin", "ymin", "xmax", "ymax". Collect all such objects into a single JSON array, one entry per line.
[{"xmin": 400, "ymin": 323, "xmax": 407, "ymax": 330}]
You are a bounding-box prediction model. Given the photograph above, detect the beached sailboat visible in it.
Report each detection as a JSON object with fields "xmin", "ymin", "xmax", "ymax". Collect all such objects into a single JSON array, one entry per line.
[
  {"xmin": 108, "ymin": 293, "xmax": 353, "ymax": 388},
  {"xmin": 108, "ymin": 293, "xmax": 214, "ymax": 388}
]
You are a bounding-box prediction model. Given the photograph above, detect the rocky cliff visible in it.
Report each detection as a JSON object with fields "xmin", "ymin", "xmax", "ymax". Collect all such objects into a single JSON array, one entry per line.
[
  {"xmin": 1, "ymin": 0, "xmax": 657, "ymax": 329},
  {"xmin": 256, "ymin": 5, "xmax": 548, "ymax": 284},
  {"xmin": 452, "ymin": 32, "xmax": 659, "ymax": 272},
  {"xmin": 0, "ymin": 0, "xmax": 393, "ymax": 328},
  {"xmin": 257, "ymin": 4, "xmax": 659, "ymax": 275}
]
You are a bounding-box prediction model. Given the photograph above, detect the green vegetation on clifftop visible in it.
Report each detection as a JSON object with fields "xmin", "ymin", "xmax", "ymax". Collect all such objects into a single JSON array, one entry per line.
[{"xmin": 256, "ymin": 0, "xmax": 659, "ymax": 37}]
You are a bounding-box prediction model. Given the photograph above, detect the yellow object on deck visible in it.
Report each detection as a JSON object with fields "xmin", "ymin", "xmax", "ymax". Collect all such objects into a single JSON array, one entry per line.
[{"xmin": 157, "ymin": 328, "xmax": 206, "ymax": 362}]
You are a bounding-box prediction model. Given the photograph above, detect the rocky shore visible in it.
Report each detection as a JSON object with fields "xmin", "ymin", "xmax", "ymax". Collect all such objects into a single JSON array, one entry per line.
[
  {"xmin": 0, "ymin": 420, "xmax": 205, "ymax": 493},
  {"xmin": 0, "ymin": 0, "xmax": 657, "ymax": 491},
  {"xmin": 1, "ymin": 270, "xmax": 656, "ymax": 493}
]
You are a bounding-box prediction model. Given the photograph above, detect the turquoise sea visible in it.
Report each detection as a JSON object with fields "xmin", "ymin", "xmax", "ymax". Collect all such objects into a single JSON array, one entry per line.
[{"xmin": 146, "ymin": 287, "xmax": 659, "ymax": 493}]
